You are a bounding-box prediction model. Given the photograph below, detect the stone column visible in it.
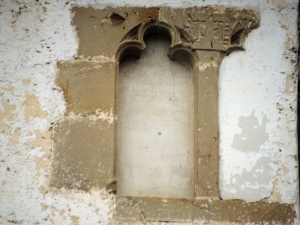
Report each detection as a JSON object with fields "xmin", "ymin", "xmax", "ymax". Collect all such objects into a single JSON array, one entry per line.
[{"xmin": 195, "ymin": 50, "xmax": 225, "ymax": 198}]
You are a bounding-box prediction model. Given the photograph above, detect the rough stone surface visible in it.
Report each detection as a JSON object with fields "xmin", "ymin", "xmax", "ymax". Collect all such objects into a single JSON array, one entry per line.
[
  {"xmin": 73, "ymin": 7, "xmax": 160, "ymax": 57},
  {"xmin": 52, "ymin": 117, "xmax": 114, "ymax": 190},
  {"xmin": 53, "ymin": 59, "xmax": 116, "ymax": 191},
  {"xmin": 57, "ymin": 60, "xmax": 116, "ymax": 115},
  {"xmin": 115, "ymin": 197, "xmax": 296, "ymax": 224},
  {"xmin": 195, "ymin": 50, "xmax": 224, "ymax": 198},
  {"xmin": 0, "ymin": 0, "xmax": 298, "ymax": 224}
]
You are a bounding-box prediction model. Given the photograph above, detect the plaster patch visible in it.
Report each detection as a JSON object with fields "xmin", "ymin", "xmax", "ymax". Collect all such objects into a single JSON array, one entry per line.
[
  {"xmin": 285, "ymin": 73, "xmax": 292, "ymax": 91},
  {"xmin": 231, "ymin": 111, "xmax": 268, "ymax": 153},
  {"xmin": 35, "ymin": 156, "xmax": 51, "ymax": 176},
  {"xmin": 28, "ymin": 130, "xmax": 51, "ymax": 173},
  {"xmin": 90, "ymin": 108, "xmax": 114, "ymax": 124},
  {"xmin": 270, "ymin": 179, "xmax": 282, "ymax": 202},
  {"xmin": 89, "ymin": 55, "xmax": 115, "ymax": 63},
  {"xmin": 271, "ymin": 188, "xmax": 283, "ymax": 202},
  {"xmin": 49, "ymin": 216, "xmax": 55, "ymax": 225},
  {"xmin": 1, "ymin": 84, "xmax": 15, "ymax": 95},
  {"xmin": 221, "ymin": 156, "xmax": 275, "ymax": 202},
  {"xmin": 23, "ymin": 91, "xmax": 48, "ymax": 122},
  {"xmin": 22, "ymin": 78, "xmax": 31, "ymax": 86},
  {"xmin": 26, "ymin": 130, "xmax": 33, "ymax": 137},
  {"xmin": 38, "ymin": 185, "xmax": 47, "ymax": 198},
  {"xmin": 40, "ymin": 203, "xmax": 49, "ymax": 211},
  {"xmin": 71, "ymin": 215, "xmax": 79, "ymax": 224},
  {"xmin": 66, "ymin": 108, "xmax": 115, "ymax": 125},
  {"xmin": 0, "ymin": 96, "xmax": 16, "ymax": 133},
  {"xmin": 282, "ymin": 165, "xmax": 289, "ymax": 173},
  {"xmin": 59, "ymin": 209, "xmax": 66, "ymax": 216},
  {"xmin": 9, "ymin": 130, "xmax": 20, "ymax": 144},
  {"xmin": 285, "ymin": 37, "xmax": 292, "ymax": 49},
  {"xmin": 198, "ymin": 61, "xmax": 218, "ymax": 71},
  {"xmin": 28, "ymin": 129, "xmax": 51, "ymax": 151}
]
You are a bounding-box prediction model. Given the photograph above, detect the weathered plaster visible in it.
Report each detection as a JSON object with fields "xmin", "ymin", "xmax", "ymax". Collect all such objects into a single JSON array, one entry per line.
[
  {"xmin": 231, "ymin": 112, "xmax": 269, "ymax": 153},
  {"xmin": 52, "ymin": 116, "xmax": 114, "ymax": 191},
  {"xmin": 219, "ymin": 1, "xmax": 298, "ymax": 204},
  {"xmin": 0, "ymin": 0, "xmax": 298, "ymax": 224},
  {"xmin": 23, "ymin": 91, "xmax": 48, "ymax": 122}
]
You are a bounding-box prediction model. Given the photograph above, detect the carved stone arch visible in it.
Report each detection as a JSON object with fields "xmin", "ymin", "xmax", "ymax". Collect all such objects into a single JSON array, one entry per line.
[
  {"xmin": 116, "ymin": 21, "xmax": 198, "ymax": 64},
  {"xmin": 168, "ymin": 45, "xmax": 199, "ymax": 68}
]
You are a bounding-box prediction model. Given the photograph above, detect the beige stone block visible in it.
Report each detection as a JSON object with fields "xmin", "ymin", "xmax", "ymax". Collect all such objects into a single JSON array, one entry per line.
[
  {"xmin": 72, "ymin": 7, "xmax": 259, "ymax": 58},
  {"xmin": 115, "ymin": 197, "xmax": 193, "ymax": 222},
  {"xmin": 52, "ymin": 117, "xmax": 114, "ymax": 190},
  {"xmin": 115, "ymin": 197, "xmax": 296, "ymax": 223},
  {"xmin": 72, "ymin": 7, "xmax": 159, "ymax": 58},
  {"xmin": 193, "ymin": 200, "xmax": 296, "ymax": 224},
  {"xmin": 57, "ymin": 60, "xmax": 115, "ymax": 115}
]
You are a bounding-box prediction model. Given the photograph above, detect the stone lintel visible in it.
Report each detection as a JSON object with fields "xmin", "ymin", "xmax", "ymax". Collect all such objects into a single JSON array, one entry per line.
[{"xmin": 115, "ymin": 197, "xmax": 296, "ymax": 224}]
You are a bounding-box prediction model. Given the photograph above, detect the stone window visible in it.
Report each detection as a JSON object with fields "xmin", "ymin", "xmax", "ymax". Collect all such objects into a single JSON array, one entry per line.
[{"xmin": 52, "ymin": 6, "xmax": 296, "ymax": 223}]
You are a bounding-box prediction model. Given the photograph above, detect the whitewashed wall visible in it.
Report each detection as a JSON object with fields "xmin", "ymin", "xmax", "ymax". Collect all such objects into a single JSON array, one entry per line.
[
  {"xmin": 219, "ymin": 4, "xmax": 298, "ymax": 204},
  {"xmin": 0, "ymin": 0, "xmax": 298, "ymax": 224}
]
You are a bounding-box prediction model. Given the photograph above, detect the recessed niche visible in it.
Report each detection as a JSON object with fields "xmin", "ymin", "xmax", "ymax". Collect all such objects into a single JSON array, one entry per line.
[{"xmin": 117, "ymin": 35, "xmax": 195, "ymax": 199}]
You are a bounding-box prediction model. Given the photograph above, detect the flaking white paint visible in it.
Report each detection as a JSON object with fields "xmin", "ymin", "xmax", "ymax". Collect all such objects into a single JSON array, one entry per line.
[
  {"xmin": 219, "ymin": 2, "xmax": 298, "ymax": 204},
  {"xmin": 0, "ymin": 0, "xmax": 298, "ymax": 224}
]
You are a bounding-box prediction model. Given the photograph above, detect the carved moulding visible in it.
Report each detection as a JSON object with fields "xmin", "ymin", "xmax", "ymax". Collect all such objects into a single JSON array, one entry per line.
[
  {"xmin": 117, "ymin": 7, "xmax": 260, "ymax": 57},
  {"xmin": 52, "ymin": 6, "xmax": 296, "ymax": 224}
]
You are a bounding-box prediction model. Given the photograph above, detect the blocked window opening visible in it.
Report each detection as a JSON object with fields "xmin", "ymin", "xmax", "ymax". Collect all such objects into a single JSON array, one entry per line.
[
  {"xmin": 53, "ymin": 6, "xmax": 296, "ymax": 224},
  {"xmin": 117, "ymin": 35, "xmax": 195, "ymax": 199}
]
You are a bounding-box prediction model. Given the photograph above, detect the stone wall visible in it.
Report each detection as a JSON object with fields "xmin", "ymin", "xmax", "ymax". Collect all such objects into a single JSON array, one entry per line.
[{"xmin": 0, "ymin": 0, "xmax": 298, "ymax": 224}]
